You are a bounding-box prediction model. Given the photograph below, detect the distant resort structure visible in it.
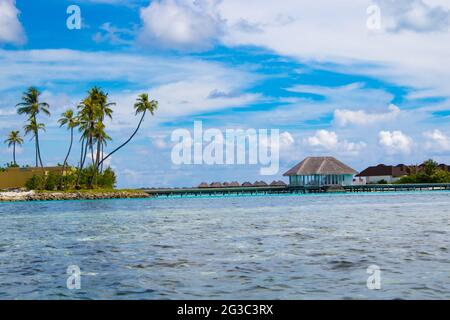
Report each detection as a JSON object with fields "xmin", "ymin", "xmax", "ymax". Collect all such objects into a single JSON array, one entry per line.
[
  {"xmin": 192, "ymin": 157, "xmax": 450, "ymax": 189},
  {"xmin": 283, "ymin": 157, "xmax": 357, "ymax": 187},
  {"xmin": 355, "ymin": 163, "xmax": 450, "ymax": 184},
  {"xmin": 3, "ymin": 156, "xmax": 450, "ymax": 197}
]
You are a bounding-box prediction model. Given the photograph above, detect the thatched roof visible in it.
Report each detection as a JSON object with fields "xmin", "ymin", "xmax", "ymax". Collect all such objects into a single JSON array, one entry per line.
[
  {"xmin": 198, "ymin": 182, "xmax": 209, "ymax": 188},
  {"xmin": 254, "ymin": 181, "xmax": 268, "ymax": 187},
  {"xmin": 242, "ymin": 182, "xmax": 253, "ymax": 187},
  {"xmin": 229, "ymin": 181, "xmax": 241, "ymax": 187},
  {"xmin": 270, "ymin": 180, "xmax": 287, "ymax": 186},
  {"xmin": 284, "ymin": 157, "xmax": 357, "ymax": 176},
  {"xmin": 210, "ymin": 182, "xmax": 222, "ymax": 188}
]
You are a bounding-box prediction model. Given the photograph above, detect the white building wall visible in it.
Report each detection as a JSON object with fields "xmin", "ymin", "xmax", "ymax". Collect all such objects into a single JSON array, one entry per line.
[{"xmin": 365, "ymin": 175, "xmax": 401, "ymax": 184}]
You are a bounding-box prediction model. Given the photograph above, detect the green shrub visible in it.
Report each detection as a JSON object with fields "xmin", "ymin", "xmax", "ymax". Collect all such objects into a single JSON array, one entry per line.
[
  {"xmin": 44, "ymin": 172, "xmax": 59, "ymax": 191},
  {"xmin": 25, "ymin": 175, "xmax": 45, "ymax": 190},
  {"xmin": 24, "ymin": 166, "xmax": 117, "ymax": 191},
  {"xmin": 97, "ymin": 167, "xmax": 116, "ymax": 189}
]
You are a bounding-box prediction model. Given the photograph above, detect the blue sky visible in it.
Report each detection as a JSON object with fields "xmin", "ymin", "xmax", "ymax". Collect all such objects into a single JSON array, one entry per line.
[{"xmin": 1, "ymin": 0, "xmax": 450, "ymax": 188}]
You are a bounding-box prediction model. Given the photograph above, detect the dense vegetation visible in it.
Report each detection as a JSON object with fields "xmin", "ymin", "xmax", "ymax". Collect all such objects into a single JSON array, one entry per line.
[
  {"xmin": 0, "ymin": 162, "xmax": 21, "ymax": 172},
  {"xmin": 3, "ymin": 86, "xmax": 158, "ymax": 190},
  {"xmin": 396, "ymin": 159, "xmax": 450, "ymax": 184},
  {"xmin": 25, "ymin": 166, "xmax": 116, "ymax": 191}
]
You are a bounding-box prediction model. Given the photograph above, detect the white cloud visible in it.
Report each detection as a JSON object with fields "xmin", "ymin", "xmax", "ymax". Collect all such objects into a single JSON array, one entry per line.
[
  {"xmin": 218, "ymin": 0, "xmax": 450, "ymax": 99},
  {"xmin": 379, "ymin": 130, "xmax": 413, "ymax": 154},
  {"xmin": 375, "ymin": 0, "xmax": 450, "ymax": 33},
  {"xmin": 153, "ymin": 136, "xmax": 169, "ymax": 150},
  {"xmin": 92, "ymin": 23, "xmax": 135, "ymax": 45},
  {"xmin": 0, "ymin": 0, "xmax": 25, "ymax": 45},
  {"xmin": 304, "ymin": 130, "xmax": 366, "ymax": 155},
  {"xmin": 334, "ymin": 104, "xmax": 400, "ymax": 127},
  {"xmin": 279, "ymin": 131, "xmax": 295, "ymax": 149},
  {"xmin": 423, "ymin": 129, "xmax": 450, "ymax": 151},
  {"xmin": 138, "ymin": 0, "xmax": 224, "ymax": 51},
  {"xmin": 305, "ymin": 130, "xmax": 339, "ymax": 150},
  {"xmin": 259, "ymin": 131, "xmax": 295, "ymax": 152},
  {"xmin": 0, "ymin": 49, "xmax": 261, "ymax": 128}
]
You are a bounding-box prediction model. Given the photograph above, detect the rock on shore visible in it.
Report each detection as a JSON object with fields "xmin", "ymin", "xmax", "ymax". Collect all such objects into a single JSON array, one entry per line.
[{"xmin": 0, "ymin": 190, "xmax": 151, "ymax": 202}]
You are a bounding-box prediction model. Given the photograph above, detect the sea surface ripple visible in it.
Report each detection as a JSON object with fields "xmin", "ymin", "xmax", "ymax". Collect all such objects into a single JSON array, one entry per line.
[{"xmin": 0, "ymin": 192, "xmax": 449, "ymax": 299}]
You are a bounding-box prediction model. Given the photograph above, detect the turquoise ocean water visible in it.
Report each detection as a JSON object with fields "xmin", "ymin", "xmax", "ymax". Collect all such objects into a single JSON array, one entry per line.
[{"xmin": 0, "ymin": 192, "xmax": 449, "ymax": 299}]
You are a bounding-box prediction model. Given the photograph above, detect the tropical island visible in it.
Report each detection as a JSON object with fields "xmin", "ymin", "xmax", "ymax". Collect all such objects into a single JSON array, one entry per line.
[
  {"xmin": 2, "ymin": 87, "xmax": 450, "ymax": 202},
  {"xmin": 1, "ymin": 86, "xmax": 157, "ymax": 201}
]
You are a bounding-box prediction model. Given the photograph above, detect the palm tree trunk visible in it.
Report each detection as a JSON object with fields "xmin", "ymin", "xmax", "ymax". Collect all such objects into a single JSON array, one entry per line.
[
  {"xmin": 78, "ymin": 138, "xmax": 85, "ymax": 169},
  {"xmin": 60, "ymin": 128, "xmax": 74, "ymax": 190},
  {"xmin": 63, "ymin": 127, "xmax": 74, "ymax": 168},
  {"xmin": 100, "ymin": 144, "xmax": 104, "ymax": 173},
  {"xmin": 96, "ymin": 138, "xmax": 101, "ymax": 168},
  {"xmin": 62, "ymin": 128, "xmax": 74, "ymax": 175},
  {"xmin": 98, "ymin": 110, "xmax": 146, "ymax": 169},
  {"xmin": 77, "ymin": 139, "xmax": 90, "ymax": 187},
  {"xmin": 13, "ymin": 143, "xmax": 16, "ymax": 166},
  {"xmin": 36, "ymin": 129, "xmax": 43, "ymax": 167},
  {"xmin": 82, "ymin": 140, "xmax": 89, "ymax": 168},
  {"xmin": 35, "ymin": 136, "xmax": 38, "ymax": 167},
  {"xmin": 93, "ymin": 139, "xmax": 102, "ymax": 186}
]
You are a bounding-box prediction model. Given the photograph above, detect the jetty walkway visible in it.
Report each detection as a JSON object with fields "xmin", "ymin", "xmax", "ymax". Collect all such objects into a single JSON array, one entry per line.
[{"xmin": 143, "ymin": 183, "xmax": 450, "ymax": 197}]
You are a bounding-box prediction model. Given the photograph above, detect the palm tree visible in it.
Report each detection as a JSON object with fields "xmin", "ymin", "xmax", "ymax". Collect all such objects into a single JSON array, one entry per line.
[
  {"xmin": 88, "ymin": 87, "xmax": 115, "ymax": 170},
  {"xmin": 4, "ymin": 131, "xmax": 24, "ymax": 166},
  {"xmin": 91, "ymin": 121, "xmax": 112, "ymax": 186},
  {"xmin": 16, "ymin": 87, "xmax": 50, "ymax": 167},
  {"xmin": 58, "ymin": 109, "xmax": 79, "ymax": 172},
  {"xmin": 24, "ymin": 118, "xmax": 46, "ymax": 167},
  {"xmin": 77, "ymin": 96, "xmax": 97, "ymax": 169},
  {"xmin": 98, "ymin": 94, "xmax": 158, "ymax": 169}
]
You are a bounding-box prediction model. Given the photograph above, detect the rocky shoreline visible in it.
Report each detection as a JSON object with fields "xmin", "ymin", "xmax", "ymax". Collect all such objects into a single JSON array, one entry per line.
[{"xmin": 0, "ymin": 190, "xmax": 152, "ymax": 202}]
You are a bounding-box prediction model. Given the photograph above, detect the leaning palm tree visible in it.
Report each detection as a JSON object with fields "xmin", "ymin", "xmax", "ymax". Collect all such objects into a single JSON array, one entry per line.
[
  {"xmin": 24, "ymin": 118, "xmax": 46, "ymax": 167},
  {"xmin": 16, "ymin": 87, "xmax": 50, "ymax": 167},
  {"xmin": 88, "ymin": 87, "xmax": 115, "ymax": 170},
  {"xmin": 77, "ymin": 96, "xmax": 97, "ymax": 170},
  {"xmin": 91, "ymin": 121, "xmax": 112, "ymax": 186},
  {"xmin": 58, "ymin": 109, "xmax": 79, "ymax": 172},
  {"xmin": 4, "ymin": 131, "xmax": 24, "ymax": 166},
  {"xmin": 97, "ymin": 94, "xmax": 158, "ymax": 169}
]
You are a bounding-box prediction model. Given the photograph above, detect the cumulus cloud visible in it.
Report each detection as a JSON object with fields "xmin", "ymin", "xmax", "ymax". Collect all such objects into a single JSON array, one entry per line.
[
  {"xmin": 334, "ymin": 104, "xmax": 400, "ymax": 127},
  {"xmin": 138, "ymin": 0, "xmax": 224, "ymax": 51},
  {"xmin": 0, "ymin": 0, "xmax": 26, "ymax": 45},
  {"xmin": 256, "ymin": 131, "xmax": 294, "ymax": 153},
  {"xmin": 92, "ymin": 22, "xmax": 135, "ymax": 45},
  {"xmin": 376, "ymin": 0, "xmax": 450, "ymax": 33},
  {"xmin": 219, "ymin": 0, "xmax": 450, "ymax": 99},
  {"xmin": 279, "ymin": 131, "xmax": 295, "ymax": 149},
  {"xmin": 305, "ymin": 130, "xmax": 339, "ymax": 150},
  {"xmin": 304, "ymin": 130, "xmax": 366, "ymax": 155},
  {"xmin": 0, "ymin": 49, "xmax": 261, "ymax": 128},
  {"xmin": 423, "ymin": 129, "xmax": 450, "ymax": 151},
  {"xmin": 152, "ymin": 136, "xmax": 169, "ymax": 150},
  {"xmin": 379, "ymin": 130, "xmax": 413, "ymax": 154}
]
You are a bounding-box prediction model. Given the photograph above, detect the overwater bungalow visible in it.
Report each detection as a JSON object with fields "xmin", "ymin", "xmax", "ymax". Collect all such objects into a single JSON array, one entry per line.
[
  {"xmin": 284, "ymin": 157, "xmax": 357, "ymax": 187},
  {"xmin": 270, "ymin": 180, "xmax": 287, "ymax": 187},
  {"xmin": 229, "ymin": 181, "xmax": 241, "ymax": 187},
  {"xmin": 254, "ymin": 181, "xmax": 268, "ymax": 187},
  {"xmin": 210, "ymin": 182, "xmax": 222, "ymax": 188}
]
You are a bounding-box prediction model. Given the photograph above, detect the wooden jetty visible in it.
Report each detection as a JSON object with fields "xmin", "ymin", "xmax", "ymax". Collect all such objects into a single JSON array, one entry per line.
[{"xmin": 144, "ymin": 183, "xmax": 450, "ymax": 197}]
